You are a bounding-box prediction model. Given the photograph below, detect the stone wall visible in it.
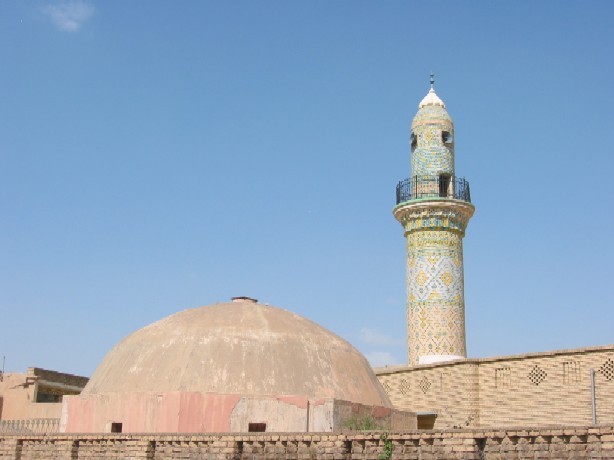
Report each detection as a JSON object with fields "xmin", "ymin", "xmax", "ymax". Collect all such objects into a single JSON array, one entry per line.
[
  {"xmin": 376, "ymin": 345, "xmax": 614, "ymax": 429},
  {"xmin": 0, "ymin": 425, "xmax": 613, "ymax": 459}
]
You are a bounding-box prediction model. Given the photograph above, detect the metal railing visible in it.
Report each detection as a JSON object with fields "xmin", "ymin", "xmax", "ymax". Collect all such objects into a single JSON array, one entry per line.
[
  {"xmin": 0, "ymin": 418, "xmax": 60, "ymax": 434},
  {"xmin": 396, "ymin": 175, "xmax": 471, "ymax": 204}
]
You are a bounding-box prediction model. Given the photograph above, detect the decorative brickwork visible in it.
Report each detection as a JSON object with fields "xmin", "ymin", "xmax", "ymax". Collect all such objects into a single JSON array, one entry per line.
[
  {"xmin": 600, "ymin": 358, "xmax": 614, "ymax": 380},
  {"xmin": 419, "ymin": 376, "xmax": 431, "ymax": 394},
  {"xmin": 563, "ymin": 361, "xmax": 580, "ymax": 384},
  {"xmin": 377, "ymin": 345, "xmax": 614, "ymax": 429},
  {"xmin": 528, "ymin": 365, "xmax": 547, "ymax": 386},
  {"xmin": 1, "ymin": 426, "xmax": 614, "ymax": 459}
]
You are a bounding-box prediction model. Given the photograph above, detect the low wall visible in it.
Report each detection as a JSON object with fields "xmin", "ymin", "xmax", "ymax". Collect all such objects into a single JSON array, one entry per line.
[
  {"xmin": 0, "ymin": 425, "xmax": 613, "ymax": 459},
  {"xmin": 377, "ymin": 345, "xmax": 614, "ymax": 429}
]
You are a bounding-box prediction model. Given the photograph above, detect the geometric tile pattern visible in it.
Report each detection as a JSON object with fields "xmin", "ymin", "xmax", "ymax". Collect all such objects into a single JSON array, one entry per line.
[
  {"xmin": 419, "ymin": 376, "xmax": 431, "ymax": 394},
  {"xmin": 528, "ymin": 365, "xmax": 547, "ymax": 386},
  {"xmin": 405, "ymin": 230, "xmax": 467, "ymax": 365},
  {"xmin": 601, "ymin": 358, "xmax": 614, "ymax": 381},
  {"xmin": 382, "ymin": 381, "xmax": 392, "ymax": 394},
  {"xmin": 400, "ymin": 379, "xmax": 409, "ymax": 395}
]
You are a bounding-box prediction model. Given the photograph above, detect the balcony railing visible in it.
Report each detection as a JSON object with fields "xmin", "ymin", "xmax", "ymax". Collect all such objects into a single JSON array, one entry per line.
[
  {"xmin": 0, "ymin": 418, "xmax": 60, "ymax": 434},
  {"xmin": 396, "ymin": 175, "xmax": 471, "ymax": 204}
]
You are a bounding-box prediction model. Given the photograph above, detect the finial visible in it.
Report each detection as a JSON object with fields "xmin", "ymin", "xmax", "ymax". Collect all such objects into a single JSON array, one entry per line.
[{"xmin": 430, "ymin": 71, "xmax": 435, "ymax": 89}]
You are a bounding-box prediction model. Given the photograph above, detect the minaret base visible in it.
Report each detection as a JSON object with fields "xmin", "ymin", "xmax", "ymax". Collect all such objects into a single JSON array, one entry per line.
[{"xmin": 419, "ymin": 354, "xmax": 465, "ymax": 365}]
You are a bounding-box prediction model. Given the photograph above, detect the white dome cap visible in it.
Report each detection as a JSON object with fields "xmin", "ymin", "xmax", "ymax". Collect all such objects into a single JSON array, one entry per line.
[{"xmin": 418, "ymin": 87, "xmax": 446, "ymax": 108}]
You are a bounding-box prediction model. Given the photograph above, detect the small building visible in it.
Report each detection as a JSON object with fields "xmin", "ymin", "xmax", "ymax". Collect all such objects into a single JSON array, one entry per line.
[
  {"xmin": 0, "ymin": 367, "xmax": 88, "ymax": 433},
  {"xmin": 62, "ymin": 297, "xmax": 416, "ymax": 433}
]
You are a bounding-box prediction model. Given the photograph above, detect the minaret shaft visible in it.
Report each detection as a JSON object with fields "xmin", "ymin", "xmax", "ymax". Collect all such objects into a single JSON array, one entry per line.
[{"xmin": 407, "ymin": 230, "xmax": 465, "ymax": 361}]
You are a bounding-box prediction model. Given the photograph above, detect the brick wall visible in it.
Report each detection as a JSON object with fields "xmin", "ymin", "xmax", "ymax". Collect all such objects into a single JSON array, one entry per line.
[
  {"xmin": 376, "ymin": 345, "xmax": 614, "ymax": 429},
  {"xmin": 0, "ymin": 426, "xmax": 613, "ymax": 459}
]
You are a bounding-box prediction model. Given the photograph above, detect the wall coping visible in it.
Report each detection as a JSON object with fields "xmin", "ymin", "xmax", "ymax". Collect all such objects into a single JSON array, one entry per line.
[
  {"xmin": 1, "ymin": 424, "xmax": 613, "ymax": 440},
  {"xmin": 374, "ymin": 343, "xmax": 614, "ymax": 375}
]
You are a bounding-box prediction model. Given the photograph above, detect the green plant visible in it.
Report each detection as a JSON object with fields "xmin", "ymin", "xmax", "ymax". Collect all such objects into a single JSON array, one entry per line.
[
  {"xmin": 378, "ymin": 433, "xmax": 394, "ymax": 460},
  {"xmin": 343, "ymin": 414, "xmax": 382, "ymax": 431}
]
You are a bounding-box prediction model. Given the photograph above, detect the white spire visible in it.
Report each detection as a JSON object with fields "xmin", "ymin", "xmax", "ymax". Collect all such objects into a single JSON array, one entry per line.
[
  {"xmin": 418, "ymin": 72, "xmax": 446, "ymax": 108},
  {"xmin": 418, "ymin": 88, "xmax": 446, "ymax": 108}
]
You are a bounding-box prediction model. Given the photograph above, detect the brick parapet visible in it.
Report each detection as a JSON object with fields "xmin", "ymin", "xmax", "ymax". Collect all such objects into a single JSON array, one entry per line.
[{"xmin": 0, "ymin": 426, "xmax": 613, "ymax": 459}]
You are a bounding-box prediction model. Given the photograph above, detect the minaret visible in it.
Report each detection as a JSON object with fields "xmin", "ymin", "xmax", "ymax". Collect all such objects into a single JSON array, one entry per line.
[{"xmin": 394, "ymin": 75, "xmax": 475, "ymax": 365}]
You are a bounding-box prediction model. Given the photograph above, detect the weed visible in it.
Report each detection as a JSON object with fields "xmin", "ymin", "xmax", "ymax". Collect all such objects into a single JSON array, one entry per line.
[{"xmin": 378, "ymin": 433, "xmax": 394, "ymax": 460}]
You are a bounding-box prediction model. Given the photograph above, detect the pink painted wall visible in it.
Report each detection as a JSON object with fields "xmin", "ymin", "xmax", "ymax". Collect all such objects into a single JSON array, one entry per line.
[
  {"xmin": 62, "ymin": 392, "xmax": 241, "ymax": 433},
  {"xmin": 62, "ymin": 392, "xmax": 416, "ymax": 433}
]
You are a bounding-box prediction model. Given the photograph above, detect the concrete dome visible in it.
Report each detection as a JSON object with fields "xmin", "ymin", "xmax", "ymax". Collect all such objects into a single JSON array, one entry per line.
[{"xmin": 82, "ymin": 298, "xmax": 392, "ymax": 408}]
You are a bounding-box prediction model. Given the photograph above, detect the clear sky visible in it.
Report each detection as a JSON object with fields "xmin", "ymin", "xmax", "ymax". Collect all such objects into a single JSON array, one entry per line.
[{"xmin": 1, "ymin": 1, "xmax": 613, "ymax": 377}]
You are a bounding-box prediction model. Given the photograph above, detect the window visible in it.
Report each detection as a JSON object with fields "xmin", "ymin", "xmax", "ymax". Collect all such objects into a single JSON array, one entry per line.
[
  {"xmin": 442, "ymin": 131, "xmax": 453, "ymax": 144},
  {"xmin": 248, "ymin": 423, "xmax": 266, "ymax": 432},
  {"xmin": 410, "ymin": 132, "xmax": 417, "ymax": 151},
  {"xmin": 110, "ymin": 422, "xmax": 123, "ymax": 433}
]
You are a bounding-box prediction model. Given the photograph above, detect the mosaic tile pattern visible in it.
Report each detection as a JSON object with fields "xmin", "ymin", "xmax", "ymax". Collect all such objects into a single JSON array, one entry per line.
[
  {"xmin": 396, "ymin": 202, "xmax": 473, "ymax": 236},
  {"xmin": 406, "ymin": 230, "xmax": 467, "ymax": 364},
  {"xmin": 411, "ymin": 105, "xmax": 454, "ymax": 177}
]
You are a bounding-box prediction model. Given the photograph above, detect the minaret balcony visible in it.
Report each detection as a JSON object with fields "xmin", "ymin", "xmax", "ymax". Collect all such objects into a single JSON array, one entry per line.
[{"xmin": 396, "ymin": 175, "xmax": 471, "ymax": 205}]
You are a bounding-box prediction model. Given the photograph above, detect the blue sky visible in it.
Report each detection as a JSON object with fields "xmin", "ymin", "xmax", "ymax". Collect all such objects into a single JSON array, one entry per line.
[{"xmin": 1, "ymin": 1, "xmax": 613, "ymax": 376}]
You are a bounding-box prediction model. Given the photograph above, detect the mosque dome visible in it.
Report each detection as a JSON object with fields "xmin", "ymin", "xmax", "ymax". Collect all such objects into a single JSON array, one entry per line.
[{"xmin": 82, "ymin": 297, "xmax": 392, "ymax": 408}]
